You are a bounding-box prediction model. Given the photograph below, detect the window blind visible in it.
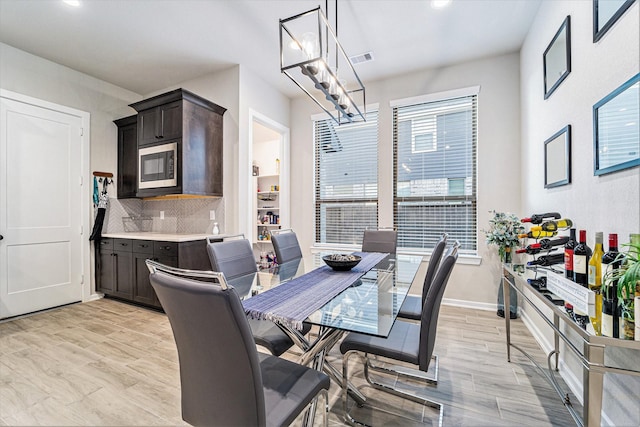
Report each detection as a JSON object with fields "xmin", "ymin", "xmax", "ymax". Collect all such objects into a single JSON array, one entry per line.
[
  {"xmin": 393, "ymin": 95, "xmax": 477, "ymax": 252},
  {"xmin": 315, "ymin": 111, "xmax": 379, "ymax": 245}
]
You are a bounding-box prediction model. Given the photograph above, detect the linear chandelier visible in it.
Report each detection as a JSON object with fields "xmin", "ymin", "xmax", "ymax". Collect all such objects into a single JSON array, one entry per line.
[{"xmin": 279, "ymin": 2, "xmax": 366, "ymax": 124}]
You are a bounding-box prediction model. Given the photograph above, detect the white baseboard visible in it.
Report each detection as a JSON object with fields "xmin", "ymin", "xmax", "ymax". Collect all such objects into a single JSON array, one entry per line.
[
  {"xmin": 442, "ymin": 298, "xmax": 525, "ymax": 318},
  {"xmin": 84, "ymin": 293, "xmax": 103, "ymax": 303},
  {"xmin": 442, "ymin": 298, "xmax": 496, "ymax": 312}
]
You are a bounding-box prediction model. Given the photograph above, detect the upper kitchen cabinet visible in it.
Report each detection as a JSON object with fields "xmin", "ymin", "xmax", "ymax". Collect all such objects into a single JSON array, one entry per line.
[
  {"xmin": 130, "ymin": 89, "xmax": 227, "ymax": 198},
  {"xmin": 137, "ymin": 100, "xmax": 182, "ymax": 146},
  {"xmin": 114, "ymin": 115, "xmax": 138, "ymax": 199}
]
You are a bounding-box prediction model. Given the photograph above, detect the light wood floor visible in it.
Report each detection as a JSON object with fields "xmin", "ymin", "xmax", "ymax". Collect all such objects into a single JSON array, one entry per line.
[{"xmin": 0, "ymin": 298, "xmax": 580, "ymax": 426}]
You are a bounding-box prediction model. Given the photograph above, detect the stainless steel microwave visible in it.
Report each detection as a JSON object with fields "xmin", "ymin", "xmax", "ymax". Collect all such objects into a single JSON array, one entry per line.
[{"xmin": 139, "ymin": 142, "xmax": 177, "ymax": 189}]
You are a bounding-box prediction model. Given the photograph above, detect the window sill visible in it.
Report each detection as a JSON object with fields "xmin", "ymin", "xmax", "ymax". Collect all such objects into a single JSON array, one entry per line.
[{"xmin": 310, "ymin": 244, "xmax": 482, "ymax": 266}]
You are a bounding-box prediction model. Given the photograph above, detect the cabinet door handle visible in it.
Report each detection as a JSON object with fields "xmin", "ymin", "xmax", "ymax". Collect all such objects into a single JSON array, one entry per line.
[
  {"xmin": 119, "ymin": 243, "xmax": 128, "ymax": 247},
  {"xmin": 161, "ymin": 246, "xmax": 171, "ymax": 251},
  {"xmin": 140, "ymin": 244, "xmax": 149, "ymax": 248}
]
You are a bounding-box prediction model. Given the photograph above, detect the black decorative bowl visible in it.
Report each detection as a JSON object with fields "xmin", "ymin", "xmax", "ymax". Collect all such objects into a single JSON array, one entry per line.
[{"xmin": 322, "ymin": 254, "xmax": 362, "ymax": 271}]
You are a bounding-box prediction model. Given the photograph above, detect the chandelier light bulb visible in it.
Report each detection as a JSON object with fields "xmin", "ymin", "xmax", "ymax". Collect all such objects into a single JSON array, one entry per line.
[
  {"xmin": 300, "ymin": 32, "xmax": 320, "ymax": 75},
  {"xmin": 315, "ymin": 61, "xmax": 330, "ymax": 90}
]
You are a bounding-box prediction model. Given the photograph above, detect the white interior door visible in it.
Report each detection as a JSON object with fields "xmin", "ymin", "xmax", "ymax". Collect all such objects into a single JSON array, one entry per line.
[{"xmin": 0, "ymin": 94, "xmax": 85, "ymax": 319}]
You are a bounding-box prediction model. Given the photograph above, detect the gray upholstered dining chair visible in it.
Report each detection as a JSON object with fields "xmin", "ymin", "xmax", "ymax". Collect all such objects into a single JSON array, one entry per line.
[
  {"xmin": 207, "ymin": 236, "xmax": 310, "ymax": 356},
  {"xmin": 339, "ymin": 244, "xmax": 459, "ymax": 426},
  {"xmin": 397, "ymin": 233, "xmax": 449, "ymax": 320},
  {"xmin": 146, "ymin": 260, "xmax": 330, "ymax": 427},
  {"xmin": 270, "ymin": 228, "xmax": 303, "ymax": 264},
  {"xmin": 361, "ymin": 227, "xmax": 397, "ymax": 254}
]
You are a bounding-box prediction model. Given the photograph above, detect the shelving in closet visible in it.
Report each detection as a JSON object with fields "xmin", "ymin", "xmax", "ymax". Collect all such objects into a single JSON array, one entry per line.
[{"xmin": 256, "ymin": 173, "xmax": 280, "ymax": 243}]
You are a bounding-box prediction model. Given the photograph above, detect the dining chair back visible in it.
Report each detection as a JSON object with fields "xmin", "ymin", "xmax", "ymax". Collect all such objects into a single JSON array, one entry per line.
[
  {"xmin": 270, "ymin": 229, "xmax": 303, "ymax": 264},
  {"xmin": 206, "ymin": 238, "xmax": 257, "ymax": 280},
  {"xmin": 398, "ymin": 233, "xmax": 448, "ymax": 320},
  {"xmin": 146, "ymin": 260, "xmax": 329, "ymax": 427},
  {"xmin": 361, "ymin": 228, "xmax": 397, "ymax": 254},
  {"xmin": 419, "ymin": 247, "xmax": 458, "ymax": 371}
]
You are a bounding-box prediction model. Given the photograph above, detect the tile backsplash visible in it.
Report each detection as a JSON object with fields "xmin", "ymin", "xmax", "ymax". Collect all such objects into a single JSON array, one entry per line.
[{"xmin": 104, "ymin": 197, "xmax": 224, "ymax": 235}]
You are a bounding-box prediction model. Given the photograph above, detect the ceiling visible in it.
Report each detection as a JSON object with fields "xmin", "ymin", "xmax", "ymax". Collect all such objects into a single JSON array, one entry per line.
[{"xmin": 0, "ymin": 0, "xmax": 542, "ymax": 98}]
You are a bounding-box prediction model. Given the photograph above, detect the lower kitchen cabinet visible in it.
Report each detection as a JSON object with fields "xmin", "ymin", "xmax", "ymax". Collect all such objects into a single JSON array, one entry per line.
[
  {"xmin": 96, "ymin": 238, "xmax": 133, "ymax": 299},
  {"xmin": 96, "ymin": 237, "xmax": 210, "ymax": 309}
]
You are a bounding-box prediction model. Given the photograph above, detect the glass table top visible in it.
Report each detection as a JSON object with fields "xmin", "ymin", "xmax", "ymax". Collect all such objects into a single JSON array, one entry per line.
[{"xmin": 229, "ymin": 253, "xmax": 424, "ymax": 338}]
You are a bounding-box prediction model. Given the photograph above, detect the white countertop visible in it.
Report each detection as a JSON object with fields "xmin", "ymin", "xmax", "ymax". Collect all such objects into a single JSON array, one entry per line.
[{"xmin": 102, "ymin": 232, "xmax": 228, "ymax": 242}]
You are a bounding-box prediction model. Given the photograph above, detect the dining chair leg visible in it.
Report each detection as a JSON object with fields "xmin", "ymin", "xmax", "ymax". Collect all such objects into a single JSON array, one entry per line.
[
  {"xmin": 301, "ymin": 389, "xmax": 329, "ymax": 427},
  {"xmin": 343, "ymin": 350, "xmax": 443, "ymax": 427},
  {"xmin": 343, "ymin": 350, "xmax": 368, "ymax": 426},
  {"xmin": 366, "ymin": 354, "xmax": 439, "ymax": 385},
  {"xmin": 363, "ymin": 355, "xmax": 443, "ymax": 427}
]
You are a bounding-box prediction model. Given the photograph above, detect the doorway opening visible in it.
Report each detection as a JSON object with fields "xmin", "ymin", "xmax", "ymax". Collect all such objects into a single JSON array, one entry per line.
[{"xmin": 248, "ymin": 111, "xmax": 289, "ymax": 256}]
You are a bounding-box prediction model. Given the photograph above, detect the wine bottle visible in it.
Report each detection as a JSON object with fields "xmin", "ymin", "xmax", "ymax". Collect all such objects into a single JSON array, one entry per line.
[
  {"xmin": 526, "ymin": 253, "xmax": 565, "ymax": 266},
  {"xmin": 530, "ymin": 219, "xmax": 573, "ymax": 232},
  {"xmin": 564, "ymin": 229, "xmax": 577, "ymax": 280},
  {"xmin": 520, "ymin": 212, "xmax": 561, "ymax": 224},
  {"xmin": 573, "ymin": 230, "xmax": 592, "ymax": 286},
  {"xmin": 588, "ymin": 232, "xmax": 604, "ymax": 335},
  {"xmin": 601, "ymin": 233, "xmax": 620, "ymax": 338},
  {"xmin": 516, "ymin": 236, "xmax": 570, "ymax": 254},
  {"xmin": 563, "ymin": 228, "xmax": 577, "ymax": 315},
  {"xmin": 518, "ymin": 230, "xmax": 557, "ymax": 239}
]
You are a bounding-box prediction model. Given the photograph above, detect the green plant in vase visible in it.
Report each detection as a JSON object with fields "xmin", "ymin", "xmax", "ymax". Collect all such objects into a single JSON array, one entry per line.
[
  {"xmin": 484, "ymin": 211, "xmax": 524, "ymax": 263},
  {"xmin": 605, "ymin": 235, "xmax": 640, "ymax": 340}
]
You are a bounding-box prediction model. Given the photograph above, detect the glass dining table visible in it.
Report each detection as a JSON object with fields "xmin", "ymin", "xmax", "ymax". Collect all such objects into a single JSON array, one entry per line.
[{"xmin": 227, "ymin": 252, "xmax": 424, "ymax": 425}]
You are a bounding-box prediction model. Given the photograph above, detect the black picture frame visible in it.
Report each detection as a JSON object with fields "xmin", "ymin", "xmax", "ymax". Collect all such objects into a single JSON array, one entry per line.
[
  {"xmin": 593, "ymin": 73, "xmax": 640, "ymax": 176},
  {"xmin": 593, "ymin": 0, "xmax": 636, "ymax": 43},
  {"xmin": 544, "ymin": 125, "xmax": 571, "ymax": 189},
  {"xmin": 544, "ymin": 16, "xmax": 571, "ymax": 100}
]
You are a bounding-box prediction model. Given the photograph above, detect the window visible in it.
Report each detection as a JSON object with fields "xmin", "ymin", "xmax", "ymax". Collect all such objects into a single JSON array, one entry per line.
[
  {"xmin": 393, "ymin": 92, "xmax": 477, "ymax": 252},
  {"xmin": 315, "ymin": 111, "xmax": 379, "ymax": 245}
]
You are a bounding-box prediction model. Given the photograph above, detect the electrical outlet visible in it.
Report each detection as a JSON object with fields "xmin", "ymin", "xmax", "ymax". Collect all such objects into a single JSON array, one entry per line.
[
  {"xmin": 210, "ymin": 210, "xmax": 216, "ymax": 221},
  {"xmin": 160, "ymin": 211, "xmax": 165, "ymax": 220}
]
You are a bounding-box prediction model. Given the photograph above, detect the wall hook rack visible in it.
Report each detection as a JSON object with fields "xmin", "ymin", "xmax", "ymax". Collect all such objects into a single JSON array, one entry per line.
[{"xmin": 93, "ymin": 171, "xmax": 114, "ymax": 190}]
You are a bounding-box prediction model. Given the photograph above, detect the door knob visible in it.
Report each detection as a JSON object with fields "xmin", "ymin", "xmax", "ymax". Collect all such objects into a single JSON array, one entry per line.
[{"xmin": 0, "ymin": 234, "xmax": 3, "ymax": 240}]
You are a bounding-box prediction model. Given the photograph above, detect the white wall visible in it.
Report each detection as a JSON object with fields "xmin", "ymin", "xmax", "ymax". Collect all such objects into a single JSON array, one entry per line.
[
  {"xmin": 520, "ymin": 2, "xmax": 639, "ymax": 425},
  {"xmin": 290, "ymin": 52, "xmax": 523, "ymax": 307},
  {"xmin": 0, "ymin": 43, "xmax": 141, "ymax": 186}
]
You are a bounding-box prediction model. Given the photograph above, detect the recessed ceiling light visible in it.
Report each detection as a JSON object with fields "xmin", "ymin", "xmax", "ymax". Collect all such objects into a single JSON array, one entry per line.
[
  {"xmin": 63, "ymin": 0, "xmax": 81, "ymax": 7},
  {"xmin": 431, "ymin": 0, "xmax": 452, "ymax": 9}
]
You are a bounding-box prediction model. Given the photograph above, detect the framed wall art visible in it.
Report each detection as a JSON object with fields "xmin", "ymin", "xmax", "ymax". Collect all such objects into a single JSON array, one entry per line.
[
  {"xmin": 544, "ymin": 125, "xmax": 572, "ymax": 188},
  {"xmin": 593, "ymin": 73, "xmax": 640, "ymax": 176},
  {"xmin": 543, "ymin": 16, "xmax": 571, "ymax": 99},
  {"xmin": 593, "ymin": 0, "xmax": 636, "ymax": 42}
]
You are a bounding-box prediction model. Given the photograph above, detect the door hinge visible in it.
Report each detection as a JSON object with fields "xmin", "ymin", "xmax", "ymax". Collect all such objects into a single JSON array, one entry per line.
[
  {"xmin": 80, "ymin": 274, "xmax": 84, "ymax": 284},
  {"xmin": 80, "ymin": 225, "xmax": 83, "ymax": 235},
  {"xmin": 79, "ymin": 175, "xmax": 83, "ymax": 186},
  {"xmin": 80, "ymin": 127, "xmax": 84, "ymax": 136}
]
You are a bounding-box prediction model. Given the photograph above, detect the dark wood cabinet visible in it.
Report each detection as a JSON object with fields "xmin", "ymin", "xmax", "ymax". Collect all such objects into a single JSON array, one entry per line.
[
  {"xmin": 114, "ymin": 115, "xmax": 138, "ymax": 199},
  {"xmin": 96, "ymin": 237, "xmax": 211, "ymax": 309},
  {"xmin": 96, "ymin": 238, "xmax": 134, "ymax": 299},
  {"xmin": 137, "ymin": 100, "xmax": 182, "ymax": 146},
  {"xmin": 130, "ymin": 88, "xmax": 226, "ymax": 198}
]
